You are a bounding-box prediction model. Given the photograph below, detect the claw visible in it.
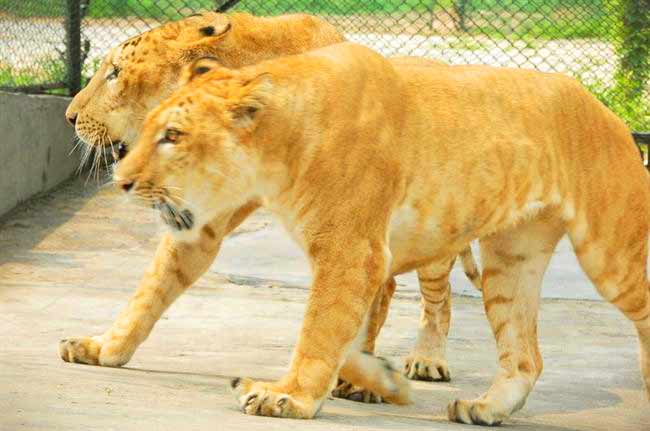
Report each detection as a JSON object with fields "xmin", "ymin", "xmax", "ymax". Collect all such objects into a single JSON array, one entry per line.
[
  {"xmin": 245, "ymin": 393, "xmax": 258, "ymax": 407},
  {"xmin": 277, "ymin": 396, "xmax": 289, "ymax": 408},
  {"xmin": 404, "ymin": 355, "xmax": 451, "ymax": 382}
]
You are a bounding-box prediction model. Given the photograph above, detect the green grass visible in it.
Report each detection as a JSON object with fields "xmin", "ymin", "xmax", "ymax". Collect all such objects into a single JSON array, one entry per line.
[
  {"xmin": 1, "ymin": 0, "xmax": 646, "ymax": 129},
  {"xmin": 0, "ymin": 0, "xmax": 436, "ymax": 18},
  {"xmin": 0, "ymin": 0, "xmax": 217, "ymax": 19},
  {"xmin": 0, "ymin": 0, "xmax": 609, "ymax": 39},
  {"xmin": 0, "ymin": 59, "xmax": 66, "ymax": 89},
  {"xmin": 228, "ymin": 0, "xmax": 440, "ymax": 16},
  {"xmin": 464, "ymin": 0, "xmax": 603, "ymax": 14},
  {"xmin": 469, "ymin": 10, "xmax": 608, "ymax": 40}
]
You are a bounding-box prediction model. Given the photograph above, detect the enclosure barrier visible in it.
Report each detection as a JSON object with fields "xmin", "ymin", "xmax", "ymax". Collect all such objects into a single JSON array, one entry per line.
[{"xmin": 0, "ymin": 0, "xmax": 647, "ymax": 137}]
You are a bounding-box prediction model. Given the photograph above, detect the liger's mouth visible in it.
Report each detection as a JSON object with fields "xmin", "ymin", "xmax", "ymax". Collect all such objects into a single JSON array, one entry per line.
[
  {"xmin": 73, "ymin": 134, "xmax": 126, "ymax": 180},
  {"xmin": 154, "ymin": 201, "xmax": 194, "ymax": 231}
]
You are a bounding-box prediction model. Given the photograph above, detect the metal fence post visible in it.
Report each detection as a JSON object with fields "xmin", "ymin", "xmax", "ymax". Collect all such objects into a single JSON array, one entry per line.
[
  {"xmin": 215, "ymin": 0, "xmax": 243, "ymax": 13},
  {"xmin": 65, "ymin": 0, "xmax": 82, "ymax": 96},
  {"xmin": 454, "ymin": 0, "xmax": 469, "ymax": 32}
]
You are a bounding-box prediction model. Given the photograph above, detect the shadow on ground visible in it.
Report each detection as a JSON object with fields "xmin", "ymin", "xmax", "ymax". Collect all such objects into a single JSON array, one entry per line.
[{"xmin": 0, "ymin": 175, "xmax": 648, "ymax": 431}]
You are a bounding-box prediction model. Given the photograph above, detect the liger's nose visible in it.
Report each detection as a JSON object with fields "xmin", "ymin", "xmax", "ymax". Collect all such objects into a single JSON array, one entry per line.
[{"xmin": 66, "ymin": 113, "xmax": 77, "ymax": 126}]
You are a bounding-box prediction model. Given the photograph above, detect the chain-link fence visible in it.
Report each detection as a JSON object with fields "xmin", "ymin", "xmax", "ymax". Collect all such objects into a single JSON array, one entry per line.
[{"xmin": 0, "ymin": 0, "xmax": 648, "ymax": 133}]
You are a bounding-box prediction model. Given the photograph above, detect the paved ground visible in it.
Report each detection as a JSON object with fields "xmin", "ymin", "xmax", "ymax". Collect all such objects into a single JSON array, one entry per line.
[{"xmin": 1, "ymin": 176, "xmax": 649, "ymax": 431}]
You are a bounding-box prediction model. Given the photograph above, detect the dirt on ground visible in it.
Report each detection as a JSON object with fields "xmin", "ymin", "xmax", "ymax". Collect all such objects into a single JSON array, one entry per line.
[{"xmin": 0, "ymin": 176, "xmax": 649, "ymax": 430}]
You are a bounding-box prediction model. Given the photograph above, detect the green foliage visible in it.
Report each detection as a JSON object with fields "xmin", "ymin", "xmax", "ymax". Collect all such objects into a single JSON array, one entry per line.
[
  {"xmin": 609, "ymin": 1, "xmax": 650, "ymax": 97},
  {"xmin": 605, "ymin": 0, "xmax": 650, "ymax": 130},
  {"xmin": 588, "ymin": 83, "xmax": 650, "ymax": 130}
]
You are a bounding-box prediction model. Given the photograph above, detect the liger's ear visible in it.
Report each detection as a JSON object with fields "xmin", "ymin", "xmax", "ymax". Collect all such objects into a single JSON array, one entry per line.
[
  {"xmin": 195, "ymin": 19, "xmax": 231, "ymax": 41},
  {"xmin": 230, "ymin": 74, "xmax": 274, "ymax": 129},
  {"xmin": 178, "ymin": 56, "xmax": 227, "ymax": 86},
  {"xmin": 175, "ymin": 13, "xmax": 232, "ymax": 60}
]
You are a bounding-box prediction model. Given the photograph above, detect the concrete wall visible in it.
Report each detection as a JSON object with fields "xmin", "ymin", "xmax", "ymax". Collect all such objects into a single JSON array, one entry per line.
[{"xmin": 0, "ymin": 91, "xmax": 79, "ymax": 217}]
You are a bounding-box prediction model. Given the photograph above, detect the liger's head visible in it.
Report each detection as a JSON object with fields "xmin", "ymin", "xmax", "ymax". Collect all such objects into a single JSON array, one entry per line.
[
  {"xmin": 113, "ymin": 58, "xmax": 273, "ymax": 240},
  {"xmin": 64, "ymin": 13, "xmax": 235, "ymax": 165}
]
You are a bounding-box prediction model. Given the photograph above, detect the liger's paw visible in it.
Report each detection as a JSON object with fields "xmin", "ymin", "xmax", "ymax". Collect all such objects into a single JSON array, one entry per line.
[
  {"xmin": 376, "ymin": 357, "xmax": 412, "ymax": 404},
  {"xmin": 404, "ymin": 355, "xmax": 450, "ymax": 382},
  {"xmin": 331, "ymin": 379, "xmax": 383, "ymax": 403},
  {"xmin": 230, "ymin": 377, "xmax": 316, "ymax": 419},
  {"xmin": 58, "ymin": 336, "xmax": 103, "ymax": 365},
  {"xmin": 58, "ymin": 335, "xmax": 130, "ymax": 367},
  {"xmin": 447, "ymin": 398, "xmax": 506, "ymax": 426}
]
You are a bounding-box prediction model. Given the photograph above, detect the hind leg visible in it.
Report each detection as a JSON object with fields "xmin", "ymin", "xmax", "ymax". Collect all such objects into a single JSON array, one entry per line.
[
  {"xmin": 405, "ymin": 258, "xmax": 455, "ymax": 382},
  {"xmin": 332, "ymin": 277, "xmax": 397, "ymax": 403},
  {"xmin": 449, "ymin": 213, "xmax": 564, "ymax": 425},
  {"xmin": 568, "ymin": 211, "xmax": 650, "ymax": 401},
  {"xmin": 365, "ymin": 277, "xmax": 398, "ymax": 354}
]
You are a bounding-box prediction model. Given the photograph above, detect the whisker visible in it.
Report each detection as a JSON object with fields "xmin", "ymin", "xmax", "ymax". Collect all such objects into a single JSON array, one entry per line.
[
  {"xmin": 101, "ymin": 136, "xmax": 110, "ymax": 175},
  {"xmin": 107, "ymin": 135, "xmax": 116, "ymax": 162},
  {"xmin": 95, "ymin": 147, "xmax": 102, "ymax": 181},
  {"xmin": 69, "ymin": 135, "xmax": 83, "ymax": 156},
  {"xmin": 135, "ymin": 189, "xmax": 160, "ymax": 203},
  {"xmin": 78, "ymin": 150, "xmax": 89, "ymax": 176},
  {"xmin": 90, "ymin": 142, "xmax": 100, "ymax": 181},
  {"xmin": 78, "ymin": 142, "xmax": 91, "ymax": 171},
  {"xmin": 85, "ymin": 147, "xmax": 99, "ymax": 185},
  {"xmin": 166, "ymin": 191, "xmax": 192, "ymax": 207}
]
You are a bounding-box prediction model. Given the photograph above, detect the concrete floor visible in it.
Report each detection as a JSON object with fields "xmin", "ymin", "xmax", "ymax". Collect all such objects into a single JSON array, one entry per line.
[{"xmin": 1, "ymin": 177, "xmax": 649, "ymax": 431}]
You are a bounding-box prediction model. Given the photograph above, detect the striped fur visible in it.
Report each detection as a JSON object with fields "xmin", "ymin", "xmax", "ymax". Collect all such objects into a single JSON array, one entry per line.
[
  {"xmin": 114, "ymin": 42, "xmax": 650, "ymax": 422},
  {"xmin": 60, "ymin": 13, "xmax": 480, "ymax": 394}
]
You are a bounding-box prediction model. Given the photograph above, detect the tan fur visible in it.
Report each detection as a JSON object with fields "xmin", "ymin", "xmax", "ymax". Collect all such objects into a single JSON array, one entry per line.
[
  {"xmin": 114, "ymin": 42, "xmax": 650, "ymax": 422},
  {"xmin": 65, "ymin": 12, "xmax": 344, "ymax": 148},
  {"xmin": 60, "ymin": 12, "xmax": 478, "ymax": 389}
]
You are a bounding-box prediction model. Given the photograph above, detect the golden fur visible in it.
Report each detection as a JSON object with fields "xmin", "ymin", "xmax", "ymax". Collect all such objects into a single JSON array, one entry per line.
[
  {"xmin": 65, "ymin": 12, "xmax": 344, "ymax": 149},
  {"xmin": 114, "ymin": 42, "xmax": 650, "ymax": 423},
  {"xmin": 60, "ymin": 12, "xmax": 479, "ymax": 391}
]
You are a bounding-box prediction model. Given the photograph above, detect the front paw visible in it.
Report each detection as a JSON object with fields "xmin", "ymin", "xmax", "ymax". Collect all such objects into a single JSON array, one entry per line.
[
  {"xmin": 448, "ymin": 398, "xmax": 506, "ymax": 426},
  {"xmin": 58, "ymin": 335, "xmax": 130, "ymax": 367},
  {"xmin": 230, "ymin": 377, "xmax": 316, "ymax": 419},
  {"xmin": 59, "ymin": 336, "xmax": 103, "ymax": 365},
  {"xmin": 404, "ymin": 354, "xmax": 450, "ymax": 382},
  {"xmin": 331, "ymin": 379, "xmax": 383, "ymax": 403}
]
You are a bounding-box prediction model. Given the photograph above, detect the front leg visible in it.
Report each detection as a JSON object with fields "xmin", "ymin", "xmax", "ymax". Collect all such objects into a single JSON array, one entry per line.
[
  {"xmin": 231, "ymin": 239, "xmax": 409, "ymax": 418},
  {"xmin": 59, "ymin": 202, "xmax": 259, "ymax": 366}
]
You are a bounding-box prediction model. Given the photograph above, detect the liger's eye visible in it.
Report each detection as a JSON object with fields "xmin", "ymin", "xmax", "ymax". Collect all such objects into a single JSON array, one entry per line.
[
  {"xmin": 159, "ymin": 128, "xmax": 184, "ymax": 145},
  {"xmin": 117, "ymin": 142, "xmax": 128, "ymax": 160},
  {"xmin": 106, "ymin": 66, "xmax": 120, "ymax": 81}
]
